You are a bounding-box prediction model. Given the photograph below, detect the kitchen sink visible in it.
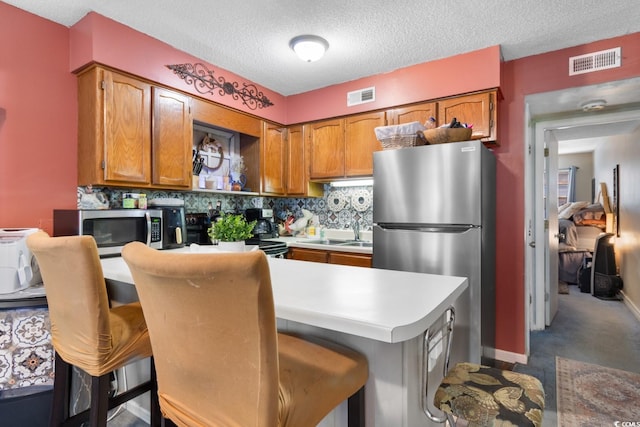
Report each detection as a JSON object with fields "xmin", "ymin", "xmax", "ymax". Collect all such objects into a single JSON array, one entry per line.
[
  {"xmin": 298, "ymin": 239, "xmax": 373, "ymax": 248},
  {"xmin": 338, "ymin": 241, "xmax": 373, "ymax": 248},
  {"xmin": 298, "ymin": 239, "xmax": 349, "ymax": 245}
]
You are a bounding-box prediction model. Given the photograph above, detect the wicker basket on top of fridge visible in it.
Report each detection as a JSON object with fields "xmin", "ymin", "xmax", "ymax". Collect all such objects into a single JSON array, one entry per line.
[{"xmin": 374, "ymin": 122, "xmax": 427, "ymax": 150}]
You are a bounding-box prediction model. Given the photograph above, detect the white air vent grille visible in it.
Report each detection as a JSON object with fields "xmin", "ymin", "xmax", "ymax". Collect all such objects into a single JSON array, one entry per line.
[
  {"xmin": 347, "ymin": 87, "xmax": 375, "ymax": 106},
  {"xmin": 569, "ymin": 47, "xmax": 621, "ymax": 76}
]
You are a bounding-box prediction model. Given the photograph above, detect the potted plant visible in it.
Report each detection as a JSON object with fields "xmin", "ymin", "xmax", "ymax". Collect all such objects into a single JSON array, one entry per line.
[{"xmin": 208, "ymin": 213, "xmax": 256, "ymax": 251}]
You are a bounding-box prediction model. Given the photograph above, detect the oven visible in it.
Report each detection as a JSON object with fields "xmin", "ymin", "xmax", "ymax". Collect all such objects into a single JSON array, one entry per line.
[{"xmin": 247, "ymin": 239, "xmax": 288, "ymax": 258}]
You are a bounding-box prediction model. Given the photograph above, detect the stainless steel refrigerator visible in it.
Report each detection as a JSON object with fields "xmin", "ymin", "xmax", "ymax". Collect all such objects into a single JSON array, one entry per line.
[{"xmin": 372, "ymin": 140, "xmax": 495, "ymax": 365}]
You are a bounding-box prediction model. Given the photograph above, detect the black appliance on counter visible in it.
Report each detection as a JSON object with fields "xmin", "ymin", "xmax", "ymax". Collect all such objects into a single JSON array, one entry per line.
[
  {"xmin": 244, "ymin": 208, "xmax": 287, "ymax": 257},
  {"xmin": 148, "ymin": 198, "xmax": 187, "ymax": 249},
  {"xmin": 185, "ymin": 213, "xmax": 212, "ymax": 245},
  {"xmin": 244, "ymin": 208, "xmax": 278, "ymax": 239}
]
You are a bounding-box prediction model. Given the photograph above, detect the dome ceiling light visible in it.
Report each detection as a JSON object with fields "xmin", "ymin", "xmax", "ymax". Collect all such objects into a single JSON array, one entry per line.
[{"xmin": 290, "ymin": 35, "xmax": 329, "ymax": 62}]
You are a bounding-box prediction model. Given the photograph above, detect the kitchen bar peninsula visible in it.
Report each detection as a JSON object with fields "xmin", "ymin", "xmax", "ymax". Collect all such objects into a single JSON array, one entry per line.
[{"xmin": 101, "ymin": 251, "xmax": 468, "ymax": 427}]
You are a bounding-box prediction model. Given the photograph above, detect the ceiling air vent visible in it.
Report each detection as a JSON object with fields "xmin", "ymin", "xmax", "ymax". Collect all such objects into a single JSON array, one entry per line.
[
  {"xmin": 347, "ymin": 87, "xmax": 375, "ymax": 107},
  {"xmin": 569, "ymin": 47, "xmax": 621, "ymax": 76}
]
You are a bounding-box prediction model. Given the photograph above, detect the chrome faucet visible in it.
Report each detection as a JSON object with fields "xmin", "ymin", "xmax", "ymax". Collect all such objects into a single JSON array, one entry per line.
[{"xmin": 352, "ymin": 221, "xmax": 360, "ymax": 241}]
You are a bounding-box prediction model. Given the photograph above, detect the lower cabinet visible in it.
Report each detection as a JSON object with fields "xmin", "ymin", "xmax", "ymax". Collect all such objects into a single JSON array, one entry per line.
[{"xmin": 287, "ymin": 247, "xmax": 372, "ymax": 268}]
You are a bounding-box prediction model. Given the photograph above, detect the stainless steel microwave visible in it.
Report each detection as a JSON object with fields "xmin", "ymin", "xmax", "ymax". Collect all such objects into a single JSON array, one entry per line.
[{"xmin": 53, "ymin": 209, "xmax": 163, "ymax": 257}]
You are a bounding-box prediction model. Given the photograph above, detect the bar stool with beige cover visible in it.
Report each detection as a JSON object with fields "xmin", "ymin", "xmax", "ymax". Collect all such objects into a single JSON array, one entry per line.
[
  {"xmin": 122, "ymin": 242, "xmax": 369, "ymax": 427},
  {"xmin": 26, "ymin": 231, "xmax": 160, "ymax": 427}
]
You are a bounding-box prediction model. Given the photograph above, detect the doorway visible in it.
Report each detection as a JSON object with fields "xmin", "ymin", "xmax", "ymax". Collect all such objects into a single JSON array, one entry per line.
[{"xmin": 524, "ymin": 88, "xmax": 640, "ymax": 356}]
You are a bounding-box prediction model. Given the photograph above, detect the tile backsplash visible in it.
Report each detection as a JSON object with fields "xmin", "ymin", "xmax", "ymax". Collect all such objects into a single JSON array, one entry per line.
[{"xmin": 78, "ymin": 185, "xmax": 374, "ymax": 231}]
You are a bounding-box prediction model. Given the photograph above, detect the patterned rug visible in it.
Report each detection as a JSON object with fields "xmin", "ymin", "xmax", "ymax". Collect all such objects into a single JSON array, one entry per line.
[{"xmin": 556, "ymin": 356, "xmax": 640, "ymax": 426}]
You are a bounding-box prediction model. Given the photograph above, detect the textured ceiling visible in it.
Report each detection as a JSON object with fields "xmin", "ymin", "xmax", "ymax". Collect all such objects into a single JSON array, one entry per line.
[{"xmin": 5, "ymin": 0, "xmax": 640, "ymax": 96}]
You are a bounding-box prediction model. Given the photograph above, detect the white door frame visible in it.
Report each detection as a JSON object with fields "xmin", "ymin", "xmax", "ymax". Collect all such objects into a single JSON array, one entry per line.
[{"xmin": 524, "ymin": 107, "xmax": 640, "ymax": 350}]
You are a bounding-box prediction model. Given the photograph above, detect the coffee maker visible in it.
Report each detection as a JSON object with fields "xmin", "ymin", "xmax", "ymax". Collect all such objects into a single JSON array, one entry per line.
[{"xmin": 244, "ymin": 208, "xmax": 278, "ymax": 240}]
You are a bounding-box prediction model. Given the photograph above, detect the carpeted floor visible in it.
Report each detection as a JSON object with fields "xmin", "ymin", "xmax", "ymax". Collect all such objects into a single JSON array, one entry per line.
[
  {"xmin": 556, "ymin": 356, "xmax": 640, "ymax": 426},
  {"xmin": 516, "ymin": 284, "xmax": 640, "ymax": 426}
]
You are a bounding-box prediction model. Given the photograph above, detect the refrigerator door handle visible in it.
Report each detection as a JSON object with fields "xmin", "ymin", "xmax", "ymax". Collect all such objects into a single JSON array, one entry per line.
[{"xmin": 376, "ymin": 224, "xmax": 478, "ymax": 233}]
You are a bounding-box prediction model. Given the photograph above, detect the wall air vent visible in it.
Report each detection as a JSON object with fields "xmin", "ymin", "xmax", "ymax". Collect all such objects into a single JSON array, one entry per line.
[
  {"xmin": 347, "ymin": 87, "xmax": 375, "ymax": 107},
  {"xmin": 569, "ymin": 47, "xmax": 621, "ymax": 76}
]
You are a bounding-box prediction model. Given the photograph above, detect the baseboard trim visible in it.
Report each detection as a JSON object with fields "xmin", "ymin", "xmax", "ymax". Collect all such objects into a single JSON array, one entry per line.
[
  {"xmin": 488, "ymin": 347, "xmax": 528, "ymax": 365},
  {"xmin": 125, "ymin": 401, "xmax": 150, "ymax": 424},
  {"xmin": 621, "ymin": 291, "xmax": 640, "ymax": 323}
]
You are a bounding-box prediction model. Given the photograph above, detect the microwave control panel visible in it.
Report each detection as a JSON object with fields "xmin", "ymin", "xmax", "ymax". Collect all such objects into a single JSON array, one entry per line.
[{"xmin": 151, "ymin": 217, "xmax": 162, "ymax": 243}]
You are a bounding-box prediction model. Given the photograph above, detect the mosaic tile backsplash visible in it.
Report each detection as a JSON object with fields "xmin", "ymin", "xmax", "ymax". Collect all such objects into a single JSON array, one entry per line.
[
  {"xmin": 0, "ymin": 308, "xmax": 54, "ymax": 390},
  {"xmin": 78, "ymin": 185, "xmax": 374, "ymax": 231}
]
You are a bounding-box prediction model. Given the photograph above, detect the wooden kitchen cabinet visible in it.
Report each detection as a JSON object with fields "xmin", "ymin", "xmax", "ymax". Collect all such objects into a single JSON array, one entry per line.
[
  {"xmin": 77, "ymin": 66, "xmax": 193, "ymax": 189},
  {"xmin": 387, "ymin": 101, "xmax": 437, "ymax": 125},
  {"xmin": 344, "ymin": 111, "xmax": 386, "ymax": 177},
  {"xmin": 152, "ymin": 87, "xmax": 193, "ymax": 188},
  {"xmin": 287, "ymin": 247, "xmax": 372, "ymax": 268},
  {"xmin": 437, "ymin": 90, "xmax": 497, "ymax": 142},
  {"xmin": 262, "ymin": 122, "xmax": 287, "ymax": 195},
  {"xmin": 307, "ymin": 111, "xmax": 386, "ymax": 180},
  {"xmin": 288, "ymin": 247, "xmax": 329, "ymax": 263},
  {"xmin": 307, "ymin": 118, "xmax": 344, "ymax": 180},
  {"xmin": 329, "ymin": 252, "xmax": 372, "ymax": 268},
  {"xmin": 78, "ymin": 67, "xmax": 151, "ymax": 186},
  {"xmin": 261, "ymin": 123, "xmax": 322, "ymax": 197}
]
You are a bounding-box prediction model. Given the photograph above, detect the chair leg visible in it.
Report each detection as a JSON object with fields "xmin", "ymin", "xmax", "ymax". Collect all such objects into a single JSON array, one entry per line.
[
  {"xmin": 50, "ymin": 353, "xmax": 71, "ymax": 427},
  {"xmin": 444, "ymin": 412, "xmax": 456, "ymax": 426},
  {"xmin": 347, "ymin": 386, "xmax": 365, "ymax": 427},
  {"xmin": 150, "ymin": 357, "xmax": 162, "ymax": 427},
  {"xmin": 89, "ymin": 373, "xmax": 111, "ymax": 427}
]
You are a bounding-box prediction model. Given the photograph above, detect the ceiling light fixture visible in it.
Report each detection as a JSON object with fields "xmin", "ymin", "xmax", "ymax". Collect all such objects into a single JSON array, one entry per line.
[
  {"xmin": 289, "ymin": 35, "xmax": 329, "ymax": 62},
  {"xmin": 579, "ymin": 99, "xmax": 607, "ymax": 112}
]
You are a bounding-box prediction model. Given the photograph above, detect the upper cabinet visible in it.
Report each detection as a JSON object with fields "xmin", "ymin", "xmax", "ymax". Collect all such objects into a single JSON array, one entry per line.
[
  {"xmin": 77, "ymin": 66, "xmax": 193, "ymax": 189},
  {"xmin": 152, "ymin": 87, "xmax": 193, "ymax": 187},
  {"xmin": 307, "ymin": 111, "xmax": 386, "ymax": 180},
  {"xmin": 437, "ymin": 90, "xmax": 497, "ymax": 142},
  {"xmin": 261, "ymin": 122, "xmax": 287, "ymax": 195},
  {"xmin": 307, "ymin": 118, "xmax": 345, "ymax": 180},
  {"xmin": 387, "ymin": 102, "xmax": 437, "ymax": 125},
  {"xmin": 344, "ymin": 111, "xmax": 386, "ymax": 177},
  {"xmin": 262, "ymin": 123, "xmax": 322, "ymax": 197}
]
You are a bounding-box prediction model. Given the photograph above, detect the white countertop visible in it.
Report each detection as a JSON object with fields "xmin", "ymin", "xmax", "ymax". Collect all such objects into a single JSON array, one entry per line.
[{"xmin": 101, "ymin": 248, "xmax": 467, "ymax": 343}]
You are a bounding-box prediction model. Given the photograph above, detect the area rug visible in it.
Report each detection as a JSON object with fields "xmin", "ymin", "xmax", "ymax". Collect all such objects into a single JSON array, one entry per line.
[
  {"xmin": 558, "ymin": 280, "xmax": 569, "ymax": 294},
  {"xmin": 556, "ymin": 356, "xmax": 640, "ymax": 426}
]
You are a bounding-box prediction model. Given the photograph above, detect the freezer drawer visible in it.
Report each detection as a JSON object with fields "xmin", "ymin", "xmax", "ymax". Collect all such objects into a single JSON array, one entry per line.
[{"xmin": 373, "ymin": 225, "xmax": 484, "ymax": 364}]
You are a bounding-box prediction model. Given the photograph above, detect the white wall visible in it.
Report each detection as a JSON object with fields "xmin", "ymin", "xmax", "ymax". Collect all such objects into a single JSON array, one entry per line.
[
  {"xmin": 559, "ymin": 152, "xmax": 594, "ymax": 202},
  {"xmin": 593, "ymin": 128, "xmax": 640, "ymax": 315}
]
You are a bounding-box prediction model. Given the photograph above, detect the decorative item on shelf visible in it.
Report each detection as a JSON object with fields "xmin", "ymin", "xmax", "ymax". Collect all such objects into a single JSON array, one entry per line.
[
  {"xmin": 230, "ymin": 155, "xmax": 247, "ymax": 191},
  {"xmin": 196, "ymin": 134, "xmax": 224, "ymax": 172},
  {"xmin": 207, "ymin": 213, "xmax": 256, "ymax": 251},
  {"xmin": 166, "ymin": 63, "xmax": 273, "ymax": 110},
  {"xmin": 79, "ymin": 185, "xmax": 110, "ymax": 209}
]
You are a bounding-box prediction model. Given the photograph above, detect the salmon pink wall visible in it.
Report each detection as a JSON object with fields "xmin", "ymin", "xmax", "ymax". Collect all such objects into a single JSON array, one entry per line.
[
  {"xmin": 495, "ymin": 32, "xmax": 640, "ymax": 356},
  {"xmin": 0, "ymin": 2, "xmax": 77, "ymax": 233},
  {"xmin": 69, "ymin": 13, "xmax": 287, "ymax": 124},
  {"xmin": 286, "ymin": 46, "xmax": 501, "ymax": 124}
]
